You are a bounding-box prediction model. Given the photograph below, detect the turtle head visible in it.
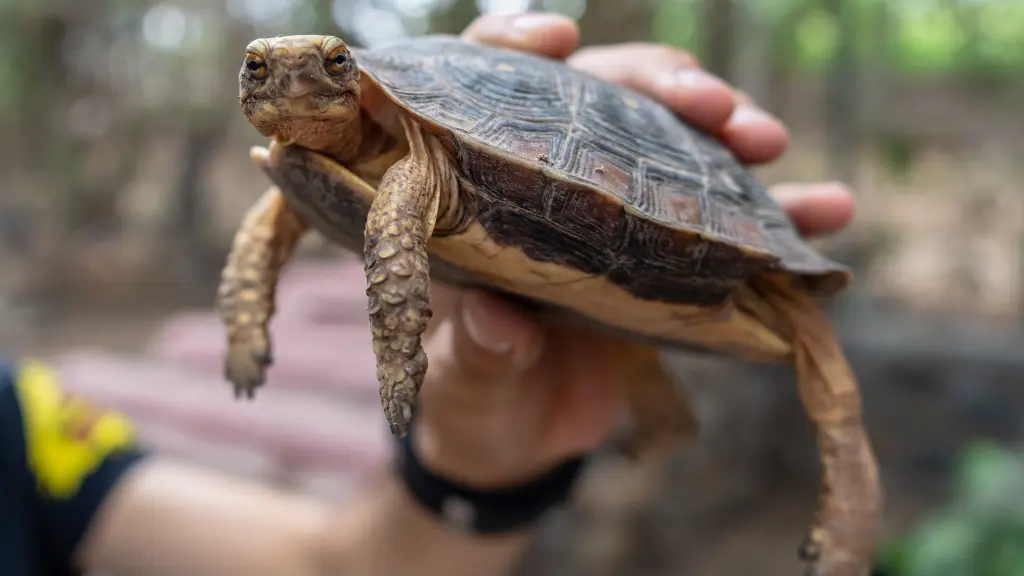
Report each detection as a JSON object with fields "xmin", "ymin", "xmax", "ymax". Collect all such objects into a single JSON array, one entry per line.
[{"xmin": 239, "ymin": 35, "xmax": 361, "ymax": 150}]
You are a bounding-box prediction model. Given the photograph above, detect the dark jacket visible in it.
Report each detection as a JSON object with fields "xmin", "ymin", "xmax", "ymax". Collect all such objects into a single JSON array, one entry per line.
[{"xmin": 0, "ymin": 358, "xmax": 147, "ymax": 576}]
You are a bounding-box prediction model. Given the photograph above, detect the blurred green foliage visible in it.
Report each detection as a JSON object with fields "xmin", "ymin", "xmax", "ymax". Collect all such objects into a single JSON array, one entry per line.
[
  {"xmin": 879, "ymin": 442, "xmax": 1024, "ymax": 576},
  {"xmin": 651, "ymin": 0, "xmax": 1024, "ymax": 75},
  {"xmin": 0, "ymin": 0, "xmax": 1020, "ymax": 119},
  {"xmin": 877, "ymin": 134, "xmax": 921, "ymax": 180}
]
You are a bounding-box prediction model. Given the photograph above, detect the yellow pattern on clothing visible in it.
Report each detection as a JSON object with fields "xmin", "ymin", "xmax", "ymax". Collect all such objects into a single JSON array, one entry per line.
[{"xmin": 13, "ymin": 359, "xmax": 137, "ymax": 498}]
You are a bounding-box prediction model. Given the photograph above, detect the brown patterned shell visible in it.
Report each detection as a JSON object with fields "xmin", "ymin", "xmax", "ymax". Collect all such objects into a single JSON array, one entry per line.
[{"xmin": 354, "ymin": 35, "xmax": 850, "ymax": 305}]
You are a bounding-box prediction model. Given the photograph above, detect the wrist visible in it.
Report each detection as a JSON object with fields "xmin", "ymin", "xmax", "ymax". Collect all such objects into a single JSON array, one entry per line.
[
  {"xmin": 396, "ymin": 419, "xmax": 588, "ymax": 536},
  {"xmin": 412, "ymin": 410, "xmax": 559, "ymax": 489}
]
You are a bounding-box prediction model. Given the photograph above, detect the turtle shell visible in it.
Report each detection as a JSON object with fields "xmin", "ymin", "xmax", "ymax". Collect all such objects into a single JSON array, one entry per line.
[{"xmin": 352, "ymin": 36, "xmax": 849, "ymax": 306}]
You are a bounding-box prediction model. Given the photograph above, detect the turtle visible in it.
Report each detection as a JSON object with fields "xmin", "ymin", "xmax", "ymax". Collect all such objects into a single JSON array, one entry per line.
[{"xmin": 218, "ymin": 34, "xmax": 881, "ymax": 576}]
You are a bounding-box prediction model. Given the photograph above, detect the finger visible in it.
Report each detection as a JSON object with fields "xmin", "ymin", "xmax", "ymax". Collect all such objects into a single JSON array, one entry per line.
[
  {"xmin": 714, "ymin": 86, "xmax": 789, "ymax": 163},
  {"xmin": 771, "ymin": 181, "xmax": 856, "ymax": 238},
  {"xmin": 461, "ymin": 12, "xmax": 580, "ymax": 60},
  {"xmin": 718, "ymin": 104, "xmax": 790, "ymax": 165},
  {"xmin": 567, "ymin": 44, "xmax": 790, "ymax": 164},
  {"xmin": 417, "ymin": 291, "xmax": 545, "ymax": 448},
  {"xmin": 542, "ymin": 328, "xmax": 629, "ymax": 456},
  {"xmin": 447, "ymin": 291, "xmax": 545, "ymax": 377},
  {"xmin": 567, "ymin": 44, "xmax": 735, "ymax": 133}
]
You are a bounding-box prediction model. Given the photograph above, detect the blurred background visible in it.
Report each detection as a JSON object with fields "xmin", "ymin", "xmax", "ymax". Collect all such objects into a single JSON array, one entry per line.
[{"xmin": 0, "ymin": 0, "xmax": 1022, "ymax": 574}]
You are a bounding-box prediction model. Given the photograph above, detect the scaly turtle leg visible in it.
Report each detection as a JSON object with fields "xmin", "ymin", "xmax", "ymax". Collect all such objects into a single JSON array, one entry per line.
[
  {"xmin": 364, "ymin": 117, "xmax": 455, "ymax": 437},
  {"xmin": 217, "ymin": 186, "xmax": 308, "ymax": 398},
  {"xmin": 608, "ymin": 339, "xmax": 698, "ymax": 460},
  {"xmin": 750, "ymin": 277, "xmax": 881, "ymax": 576}
]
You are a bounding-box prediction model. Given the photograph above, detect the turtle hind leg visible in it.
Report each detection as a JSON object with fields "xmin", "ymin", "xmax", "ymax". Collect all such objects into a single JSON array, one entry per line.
[
  {"xmin": 364, "ymin": 117, "xmax": 454, "ymax": 437},
  {"xmin": 749, "ymin": 277, "xmax": 881, "ymax": 576},
  {"xmin": 608, "ymin": 339, "xmax": 699, "ymax": 461},
  {"xmin": 217, "ymin": 186, "xmax": 308, "ymax": 399}
]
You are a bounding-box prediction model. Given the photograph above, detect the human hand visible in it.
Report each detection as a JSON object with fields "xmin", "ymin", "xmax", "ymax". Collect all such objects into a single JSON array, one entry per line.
[{"xmin": 412, "ymin": 12, "xmax": 856, "ymax": 489}]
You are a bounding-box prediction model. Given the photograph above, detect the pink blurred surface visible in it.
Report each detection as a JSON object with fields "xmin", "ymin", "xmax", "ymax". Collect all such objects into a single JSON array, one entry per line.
[{"xmin": 50, "ymin": 258, "xmax": 395, "ymax": 501}]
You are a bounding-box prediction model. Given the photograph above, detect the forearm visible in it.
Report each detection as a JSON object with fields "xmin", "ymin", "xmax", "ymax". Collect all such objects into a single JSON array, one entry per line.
[
  {"xmin": 79, "ymin": 457, "xmax": 530, "ymax": 576},
  {"xmin": 78, "ymin": 457, "xmax": 330, "ymax": 576},
  {"xmin": 325, "ymin": 475, "xmax": 531, "ymax": 576}
]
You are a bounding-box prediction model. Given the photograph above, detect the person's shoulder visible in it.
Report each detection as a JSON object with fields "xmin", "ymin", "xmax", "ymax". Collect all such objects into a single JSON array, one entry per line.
[
  {"xmin": 0, "ymin": 357, "xmax": 16, "ymax": 393},
  {"xmin": 0, "ymin": 356, "xmax": 149, "ymax": 570},
  {"xmin": 4, "ymin": 356, "xmax": 142, "ymax": 500},
  {"xmin": 0, "ymin": 357, "xmax": 28, "ymax": 421}
]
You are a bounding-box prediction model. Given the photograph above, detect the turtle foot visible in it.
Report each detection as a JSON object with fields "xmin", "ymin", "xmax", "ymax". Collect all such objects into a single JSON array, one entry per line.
[
  {"xmin": 795, "ymin": 425, "xmax": 881, "ymax": 576},
  {"xmin": 216, "ymin": 186, "xmax": 306, "ymax": 401},
  {"xmin": 225, "ymin": 334, "xmax": 272, "ymax": 400}
]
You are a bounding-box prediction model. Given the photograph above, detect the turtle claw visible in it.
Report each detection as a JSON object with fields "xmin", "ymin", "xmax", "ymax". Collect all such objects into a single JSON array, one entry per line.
[
  {"xmin": 799, "ymin": 533, "xmax": 824, "ymax": 576},
  {"xmin": 798, "ymin": 534, "xmax": 821, "ymax": 563},
  {"xmin": 225, "ymin": 337, "xmax": 272, "ymax": 400},
  {"xmin": 386, "ymin": 398, "xmax": 415, "ymax": 438},
  {"xmin": 796, "ymin": 521, "xmax": 873, "ymax": 576}
]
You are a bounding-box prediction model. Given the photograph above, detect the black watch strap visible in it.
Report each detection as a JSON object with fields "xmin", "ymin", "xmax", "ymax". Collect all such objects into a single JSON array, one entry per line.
[{"xmin": 396, "ymin": 427, "xmax": 587, "ymax": 535}]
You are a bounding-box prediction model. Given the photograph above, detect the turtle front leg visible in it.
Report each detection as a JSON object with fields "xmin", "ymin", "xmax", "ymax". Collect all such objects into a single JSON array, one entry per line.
[
  {"xmin": 364, "ymin": 118, "xmax": 455, "ymax": 437},
  {"xmin": 753, "ymin": 278, "xmax": 881, "ymax": 576},
  {"xmin": 217, "ymin": 186, "xmax": 308, "ymax": 398},
  {"xmin": 607, "ymin": 339, "xmax": 699, "ymax": 460}
]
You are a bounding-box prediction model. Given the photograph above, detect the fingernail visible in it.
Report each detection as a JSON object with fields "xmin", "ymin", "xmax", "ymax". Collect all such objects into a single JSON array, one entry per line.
[
  {"xmin": 509, "ymin": 12, "xmax": 565, "ymax": 33},
  {"xmin": 772, "ymin": 181, "xmax": 850, "ymax": 203},
  {"xmin": 675, "ymin": 68, "xmax": 717, "ymax": 89},
  {"xmin": 461, "ymin": 292, "xmax": 513, "ymax": 355},
  {"xmin": 729, "ymin": 104, "xmax": 777, "ymax": 127},
  {"xmin": 472, "ymin": 12, "xmax": 561, "ymax": 40}
]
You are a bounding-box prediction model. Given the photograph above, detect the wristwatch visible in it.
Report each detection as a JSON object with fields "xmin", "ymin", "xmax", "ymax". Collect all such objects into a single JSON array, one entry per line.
[{"xmin": 396, "ymin": 423, "xmax": 588, "ymax": 535}]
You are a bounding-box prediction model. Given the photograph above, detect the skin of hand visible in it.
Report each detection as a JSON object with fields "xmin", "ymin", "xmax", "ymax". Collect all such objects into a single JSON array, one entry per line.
[{"xmin": 414, "ymin": 11, "xmax": 857, "ymax": 489}]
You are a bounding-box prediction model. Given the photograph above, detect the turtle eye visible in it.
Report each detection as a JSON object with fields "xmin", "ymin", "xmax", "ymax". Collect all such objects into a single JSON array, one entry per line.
[
  {"xmin": 325, "ymin": 47, "xmax": 349, "ymax": 74},
  {"xmin": 245, "ymin": 53, "xmax": 267, "ymax": 79}
]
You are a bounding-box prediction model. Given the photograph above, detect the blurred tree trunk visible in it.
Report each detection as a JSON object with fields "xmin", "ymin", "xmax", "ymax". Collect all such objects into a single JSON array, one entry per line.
[
  {"xmin": 169, "ymin": 19, "xmax": 255, "ymax": 287},
  {"xmin": 13, "ymin": 12, "xmax": 67, "ymax": 174},
  {"xmin": 1020, "ymin": 227, "xmax": 1024, "ymax": 331},
  {"xmin": 949, "ymin": 0, "xmax": 981, "ymax": 71},
  {"xmin": 7, "ymin": 7, "xmax": 152, "ymax": 307},
  {"xmin": 764, "ymin": 0, "xmax": 815, "ymax": 125},
  {"xmin": 823, "ymin": 0, "xmax": 858, "ymax": 186},
  {"xmin": 578, "ymin": 0, "xmax": 655, "ymax": 46},
  {"xmin": 313, "ymin": 0, "xmax": 335, "ymax": 29},
  {"xmin": 859, "ymin": 0, "xmax": 890, "ymax": 134},
  {"xmin": 171, "ymin": 112, "xmax": 230, "ymax": 286},
  {"xmin": 700, "ymin": 0, "xmax": 734, "ymax": 84},
  {"xmin": 733, "ymin": 3, "xmax": 769, "ymax": 107},
  {"xmin": 429, "ymin": 0, "xmax": 479, "ymax": 35}
]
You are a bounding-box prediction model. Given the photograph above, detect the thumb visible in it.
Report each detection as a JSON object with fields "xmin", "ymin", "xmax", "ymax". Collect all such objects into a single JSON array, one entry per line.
[
  {"xmin": 414, "ymin": 292, "xmax": 550, "ymax": 486},
  {"xmin": 447, "ymin": 291, "xmax": 545, "ymax": 379}
]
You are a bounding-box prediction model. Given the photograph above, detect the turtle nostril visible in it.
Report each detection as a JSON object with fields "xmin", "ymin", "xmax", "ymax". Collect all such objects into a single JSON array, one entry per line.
[
  {"xmin": 277, "ymin": 53, "xmax": 315, "ymax": 71},
  {"xmin": 278, "ymin": 69, "xmax": 318, "ymax": 98}
]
